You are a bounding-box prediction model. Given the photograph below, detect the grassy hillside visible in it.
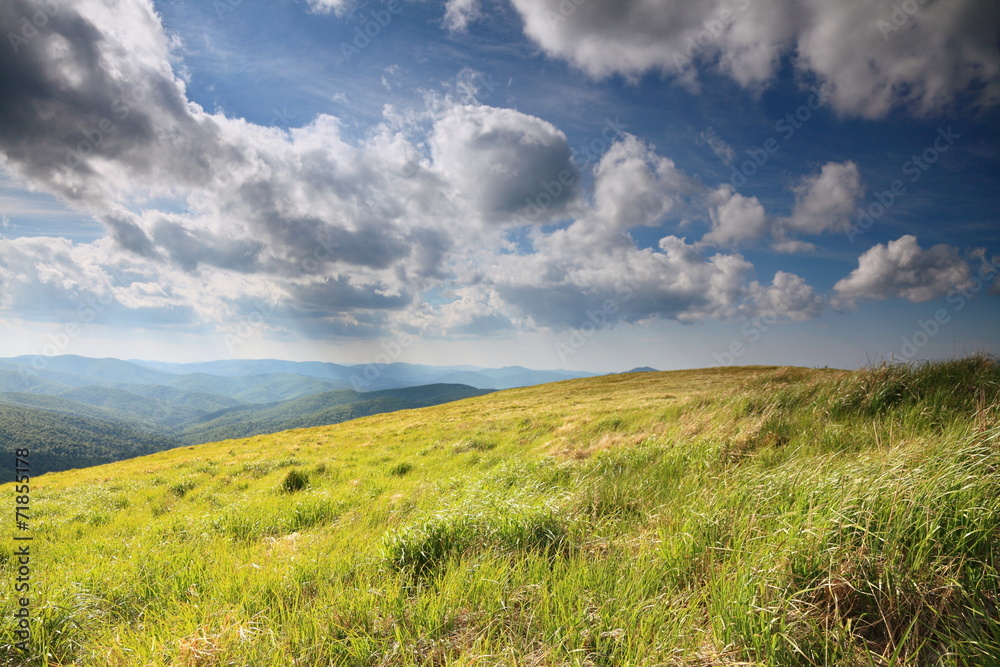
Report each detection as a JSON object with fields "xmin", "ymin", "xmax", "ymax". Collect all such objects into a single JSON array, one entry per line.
[{"xmin": 1, "ymin": 358, "xmax": 997, "ymax": 666}]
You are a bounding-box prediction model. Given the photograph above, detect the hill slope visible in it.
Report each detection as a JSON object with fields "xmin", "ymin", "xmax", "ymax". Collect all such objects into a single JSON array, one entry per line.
[
  {"xmin": 2, "ymin": 358, "xmax": 998, "ymax": 666},
  {"xmin": 0, "ymin": 404, "xmax": 182, "ymax": 482}
]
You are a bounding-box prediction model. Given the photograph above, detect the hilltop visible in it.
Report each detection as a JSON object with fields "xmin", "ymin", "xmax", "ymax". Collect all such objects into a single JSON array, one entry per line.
[{"xmin": 1, "ymin": 358, "xmax": 997, "ymax": 666}]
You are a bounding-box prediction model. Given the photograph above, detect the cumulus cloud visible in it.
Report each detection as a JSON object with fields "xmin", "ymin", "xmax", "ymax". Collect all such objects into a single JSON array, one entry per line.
[
  {"xmin": 700, "ymin": 161, "xmax": 862, "ymax": 250},
  {"xmin": 488, "ymin": 235, "xmax": 757, "ymax": 328},
  {"xmin": 0, "ymin": 0, "xmax": 456, "ymax": 337},
  {"xmin": 833, "ymin": 235, "xmax": 973, "ymax": 307},
  {"xmin": 2, "ymin": 0, "xmax": 926, "ymax": 347},
  {"xmin": 784, "ymin": 161, "xmax": 863, "ymax": 235},
  {"xmin": 702, "ymin": 185, "xmax": 769, "ymax": 247},
  {"xmin": 743, "ymin": 271, "xmax": 823, "ymax": 321},
  {"xmin": 508, "ymin": 0, "xmax": 1000, "ymax": 118},
  {"xmin": 0, "ymin": 0, "xmax": 225, "ymax": 209},
  {"xmin": 589, "ymin": 135, "xmax": 694, "ymax": 232},
  {"xmin": 430, "ymin": 104, "xmax": 581, "ymax": 225}
]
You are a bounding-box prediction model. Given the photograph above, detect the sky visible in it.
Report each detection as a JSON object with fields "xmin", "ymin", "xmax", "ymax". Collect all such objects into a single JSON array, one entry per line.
[{"xmin": 0, "ymin": 0, "xmax": 998, "ymax": 373}]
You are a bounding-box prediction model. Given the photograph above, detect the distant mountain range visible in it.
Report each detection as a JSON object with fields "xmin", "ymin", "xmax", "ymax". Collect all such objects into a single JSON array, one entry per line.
[{"xmin": 0, "ymin": 355, "xmax": 602, "ymax": 480}]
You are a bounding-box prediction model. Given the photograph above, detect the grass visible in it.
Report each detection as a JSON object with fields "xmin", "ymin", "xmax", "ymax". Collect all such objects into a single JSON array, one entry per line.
[{"xmin": 0, "ymin": 357, "xmax": 997, "ymax": 665}]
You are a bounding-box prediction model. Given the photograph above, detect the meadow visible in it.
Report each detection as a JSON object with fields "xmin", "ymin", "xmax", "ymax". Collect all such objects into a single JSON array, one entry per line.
[{"xmin": 1, "ymin": 357, "xmax": 997, "ymax": 666}]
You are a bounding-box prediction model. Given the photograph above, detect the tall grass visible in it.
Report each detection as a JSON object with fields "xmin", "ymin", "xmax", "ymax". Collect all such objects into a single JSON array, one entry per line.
[{"xmin": 0, "ymin": 357, "xmax": 996, "ymax": 665}]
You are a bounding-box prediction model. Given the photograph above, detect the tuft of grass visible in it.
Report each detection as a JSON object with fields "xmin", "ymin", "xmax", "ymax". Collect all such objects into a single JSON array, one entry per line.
[
  {"xmin": 384, "ymin": 503, "xmax": 572, "ymax": 575},
  {"xmin": 387, "ymin": 461, "xmax": 413, "ymax": 476},
  {"xmin": 168, "ymin": 479, "xmax": 197, "ymax": 498},
  {"xmin": 281, "ymin": 468, "xmax": 309, "ymax": 493}
]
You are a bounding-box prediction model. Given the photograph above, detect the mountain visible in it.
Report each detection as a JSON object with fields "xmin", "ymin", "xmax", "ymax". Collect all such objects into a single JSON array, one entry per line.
[
  {"xmin": 56, "ymin": 385, "xmax": 203, "ymax": 426},
  {"xmin": 176, "ymin": 384, "xmax": 493, "ymax": 444},
  {"xmin": 0, "ymin": 391, "xmax": 146, "ymax": 425},
  {"xmin": 0, "ymin": 355, "xmax": 594, "ymax": 471},
  {"xmin": 126, "ymin": 357, "xmax": 597, "ymax": 390},
  {"xmin": 0, "ymin": 367, "xmax": 73, "ymax": 394},
  {"xmin": 159, "ymin": 372, "xmax": 347, "ymax": 403},
  {"xmin": 103, "ymin": 383, "xmax": 244, "ymax": 413},
  {"xmin": 0, "ymin": 403, "xmax": 181, "ymax": 482},
  {"xmin": 623, "ymin": 366, "xmax": 658, "ymax": 373},
  {"xmin": 7, "ymin": 354, "xmax": 177, "ymax": 385}
]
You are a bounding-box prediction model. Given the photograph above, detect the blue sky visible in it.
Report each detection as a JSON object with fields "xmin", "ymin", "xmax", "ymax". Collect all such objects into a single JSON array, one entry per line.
[{"xmin": 0, "ymin": 0, "xmax": 998, "ymax": 372}]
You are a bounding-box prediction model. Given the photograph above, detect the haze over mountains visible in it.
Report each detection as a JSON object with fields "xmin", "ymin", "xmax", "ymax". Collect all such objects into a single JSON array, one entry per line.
[{"xmin": 0, "ymin": 355, "xmax": 599, "ymax": 480}]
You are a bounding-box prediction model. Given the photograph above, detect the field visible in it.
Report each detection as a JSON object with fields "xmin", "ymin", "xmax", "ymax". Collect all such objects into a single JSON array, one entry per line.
[{"xmin": 1, "ymin": 358, "xmax": 998, "ymax": 666}]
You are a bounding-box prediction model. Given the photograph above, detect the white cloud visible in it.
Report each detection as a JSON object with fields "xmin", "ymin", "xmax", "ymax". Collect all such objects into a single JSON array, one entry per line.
[
  {"xmin": 589, "ymin": 135, "xmax": 693, "ymax": 231},
  {"xmin": 486, "ymin": 234, "xmax": 757, "ymax": 328},
  {"xmin": 784, "ymin": 160, "xmax": 863, "ymax": 235},
  {"xmin": 430, "ymin": 104, "xmax": 581, "ymax": 225},
  {"xmin": 702, "ymin": 185, "xmax": 769, "ymax": 247},
  {"xmin": 834, "ymin": 235, "xmax": 973, "ymax": 307},
  {"xmin": 443, "ymin": 0, "xmax": 481, "ymax": 32},
  {"xmin": 304, "ymin": 0, "xmax": 352, "ymax": 15},
  {"xmin": 508, "ymin": 0, "xmax": 1000, "ymax": 118},
  {"xmin": 3, "ymin": 0, "xmax": 928, "ymax": 347},
  {"xmin": 744, "ymin": 271, "xmax": 823, "ymax": 321},
  {"xmin": 699, "ymin": 161, "xmax": 864, "ymax": 250},
  {"xmin": 699, "ymin": 128, "xmax": 736, "ymax": 165}
]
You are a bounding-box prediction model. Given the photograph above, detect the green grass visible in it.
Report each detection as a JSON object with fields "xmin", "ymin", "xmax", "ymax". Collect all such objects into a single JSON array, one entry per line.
[{"xmin": 0, "ymin": 357, "xmax": 997, "ymax": 665}]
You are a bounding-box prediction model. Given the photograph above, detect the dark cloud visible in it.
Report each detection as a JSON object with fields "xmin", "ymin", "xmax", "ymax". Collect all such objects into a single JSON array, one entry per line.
[
  {"xmin": 150, "ymin": 218, "xmax": 263, "ymax": 273},
  {"xmin": 510, "ymin": 0, "xmax": 1000, "ymax": 118},
  {"xmin": 0, "ymin": 0, "xmax": 225, "ymax": 206},
  {"xmin": 431, "ymin": 105, "xmax": 581, "ymax": 224}
]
